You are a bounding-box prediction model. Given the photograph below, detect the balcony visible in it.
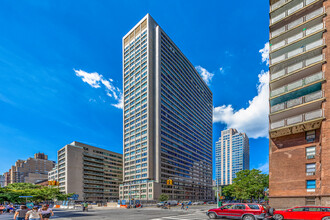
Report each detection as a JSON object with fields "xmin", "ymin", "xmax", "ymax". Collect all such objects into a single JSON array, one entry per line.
[
  {"xmin": 83, "ymin": 161, "xmax": 104, "ymax": 168},
  {"xmin": 270, "ymin": 71, "xmax": 324, "ymax": 98},
  {"xmin": 270, "ymin": 109, "xmax": 324, "ymax": 138},
  {"xmin": 271, "ymin": 90, "xmax": 324, "ymax": 113},
  {"xmin": 83, "ymin": 156, "xmax": 104, "ymax": 164},
  {"xmin": 84, "ymin": 175, "xmax": 104, "ymax": 181},
  {"xmin": 270, "ymin": 38, "xmax": 324, "ymax": 66},
  {"xmin": 270, "ymin": 0, "xmax": 322, "ymax": 27},
  {"xmin": 270, "ymin": 22, "xmax": 325, "ymax": 52},
  {"xmin": 270, "ymin": 6, "xmax": 325, "ymax": 39},
  {"xmin": 83, "ymin": 171, "xmax": 104, "ymax": 176},
  {"xmin": 270, "ymin": 54, "xmax": 324, "ymax": 83},
  {"xmin": 84, "ymin": 166, "xmax": 104, "ymax": 172},
  {"xmin": 83, "ymin": 180, "xmax": 103, "ymax": 184}
]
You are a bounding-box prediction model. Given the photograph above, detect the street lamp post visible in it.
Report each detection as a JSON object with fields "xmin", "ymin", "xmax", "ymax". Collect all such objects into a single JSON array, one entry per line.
[{"xmin": 216, "ymin": 178, "xmax": 219, "ymax": 208}]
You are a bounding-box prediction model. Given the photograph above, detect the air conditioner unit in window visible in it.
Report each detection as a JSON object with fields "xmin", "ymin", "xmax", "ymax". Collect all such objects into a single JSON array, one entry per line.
[
  {"xmin": 307, "ymin": 155, "xmax": 315, "ymax": 159},
  {"xmin": 307, "ymin": 172, "xmax": 316, "ymax": 176}
]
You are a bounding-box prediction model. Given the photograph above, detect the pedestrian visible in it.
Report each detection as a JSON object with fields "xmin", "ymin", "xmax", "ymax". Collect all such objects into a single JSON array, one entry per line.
[
  {"xmin": 186, "ymin": 204, "xmax": 189, "ymax": 211},
  {"xmin": 9, "ymin": 204, "xmax": 14, "ymax": 213},
  {"xmin": 0, "ymin": 204, "xmax": 5, "ymax": 214},
  {"xmin": 25, "ymin": 207, "xmax": 42, "ymax": 220},
  {"xmin": 38, "ymin": 204, "xmax": 54, "ymax": 220},
  {"xmin": 81, "ymin": 203, "xmax": 85, "ymax": 212},
  {"xmin": 181, "ymin": 203, "xmax": 184, "ymax": 210},
  {"xmin": 6, "ymin": 204, "xmax": 10, "ymax": 213},
  {"xmin": 14, "ymin": 205, "xmax": 28, "ymax": 220},
  {"xmin": 83, "ymin": 202, "xmax": 88, "ymax": 212}
]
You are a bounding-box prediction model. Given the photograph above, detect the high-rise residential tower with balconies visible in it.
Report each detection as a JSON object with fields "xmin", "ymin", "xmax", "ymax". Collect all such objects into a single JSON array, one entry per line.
[
  {"xmin": 119, "ymin": 14, "xmax": 213, "ymax": 201},
  {"xmin": 269, "ymin": 0, "xmax": 330, "ymax": 208},
  {"xmin": 215, "ymin": 128, "xmax": 249, "ymax": 186}
]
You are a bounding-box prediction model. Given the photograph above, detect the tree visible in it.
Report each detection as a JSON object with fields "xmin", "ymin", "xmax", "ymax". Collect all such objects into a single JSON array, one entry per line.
[
  {"xmin": 159, "ymin": 193, "xmax": 169, "ymax": 202},
  {"xmin": 2, "ymin": 183, "xmax": 75, "ymax": 203},
  {"xmin": 222, "ymin": 169, "xmax": 269, "ymax": 202}
]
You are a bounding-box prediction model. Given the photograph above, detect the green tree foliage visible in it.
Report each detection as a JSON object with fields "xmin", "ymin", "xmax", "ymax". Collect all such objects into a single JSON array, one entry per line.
[
  {"xmin": 0, "ymin": 183, "xmax": 74, "ymax": 203},
  {"xmin": 222, "ymin": 169, "xmax": 269, "ymax": 202},
  {"xmin": 159, "ymin": 193, "xmax": 169, "ymax": 202}
]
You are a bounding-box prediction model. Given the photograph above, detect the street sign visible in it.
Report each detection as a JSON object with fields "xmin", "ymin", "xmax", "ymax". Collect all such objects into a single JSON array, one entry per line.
[
  {"xmin": 68, "ymin": 194, "xmax": 79, "ymax": 200},
  {"xmin": 26, "ymin": 202, "xmax": 34, "ymax": 209}
]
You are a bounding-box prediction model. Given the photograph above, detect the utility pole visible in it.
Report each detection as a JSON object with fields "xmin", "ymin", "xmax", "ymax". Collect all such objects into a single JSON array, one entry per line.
[{"xmin": 216, "ymin": 178, "xmax": 219, "ymax": 208}]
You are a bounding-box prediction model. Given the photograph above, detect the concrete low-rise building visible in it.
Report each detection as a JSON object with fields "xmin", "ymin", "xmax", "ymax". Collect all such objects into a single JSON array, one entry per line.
[{"xmin": 54, "ymin": 141, "xmax": 123, "ymax": 202}]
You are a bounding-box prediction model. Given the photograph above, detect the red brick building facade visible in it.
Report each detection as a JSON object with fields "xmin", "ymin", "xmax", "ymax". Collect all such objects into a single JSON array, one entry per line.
[{"xmin": 269, "ymin": 0, "xmax": 330, "ymax": 209}]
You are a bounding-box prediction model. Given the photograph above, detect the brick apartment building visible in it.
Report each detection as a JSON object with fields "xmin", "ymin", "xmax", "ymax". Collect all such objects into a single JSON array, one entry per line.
[
  {"xmin": 269, "ymin": 0, "xmax": 330, "ymax": 208},
  {"xmin": 3, "ymin": 153, "xmax": 55, "ymax": 186}
]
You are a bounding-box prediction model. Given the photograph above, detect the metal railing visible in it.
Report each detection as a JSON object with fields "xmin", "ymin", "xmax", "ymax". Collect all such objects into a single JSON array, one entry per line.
[
  {"xmin": 271, "ymin": 22, "xmax": 324, "ymax": 51},
  {"xmin": 271, "ymin": 108, "xmax": 324, "ymax": 129},
  {"xmin": 84, "ymin": 175, "xmax": 104, "ymax": 180},
  {"xmin": 270, "ymin": 0, "xmax": 320, "ymax": 25},
  {"xmin": 271, "ymin": 6, "xmax": 324, "ymax": 38},
  {"xmin": 271, "ymin": 71, "xmax": 324, "ymax": 97},
  {"xmin": 271, "ymin": 54, "xmax": 324, "ymax": 81},
  {"xmin": 83, "ymin": 161, "xmax": 104, "ymax": 168},
  {"xmin": 270, "ymin": 38, "xmax": 324, "ymax": 65},
  {"xmin": 271, "ymin": 90, "xmax": 323, "ymax": 113}
]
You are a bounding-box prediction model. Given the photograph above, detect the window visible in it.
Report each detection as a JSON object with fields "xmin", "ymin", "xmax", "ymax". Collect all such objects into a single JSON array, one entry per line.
[
  {"xmin": 306, "ymin": 180, "xmax": 316, "ymax": 191},
  {"xmin": 234, "ymin": 204, "xmax": 246, "ymax": 210},
  {"xmin": 306, "ymin": 130, "xmax": 316, "ymax": 142},
  {"xmin": 247, "ymin": 204, "xmax": 259, "ymax": 210},
  {"xmin": 307, "ymin": 207, "xmax": 321, "ymax": 211},
  {"xmin": 292, "ymin": 207, "xmax": 305, "ymax": 211},
  {"xmin": 306, "ymin": 146, "xmax": 316, "ymax": 159},
  {"xmin": 222, "ymin": 205, "xmax": 235, "ymax": 210},
  {"xmin": 306, "ymin": 163, "xmax": 316, "ymax": 175}
]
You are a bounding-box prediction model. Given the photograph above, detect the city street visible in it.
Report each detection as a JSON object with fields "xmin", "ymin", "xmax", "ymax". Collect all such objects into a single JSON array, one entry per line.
[{"xmin": 0, "ymin": 205, "xmax": 218, "ymax": 220}]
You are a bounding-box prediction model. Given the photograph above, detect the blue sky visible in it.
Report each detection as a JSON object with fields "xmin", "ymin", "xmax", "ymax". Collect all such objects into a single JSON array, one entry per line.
[{"xmin": 0, "ymin": 0, "xmax": 269, "ymax": 176}]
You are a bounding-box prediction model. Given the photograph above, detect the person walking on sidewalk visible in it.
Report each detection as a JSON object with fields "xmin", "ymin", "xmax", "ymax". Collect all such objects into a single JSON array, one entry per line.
[
  {"xmin": 25, "ymin": 207, "xmax": 42, "ymax": 220},
  {"xmin": 14, "ymin": 205, "xmax": 28, "ymax": 220},
  {"xmin": 38, "ymin": 205, "xmax": 54, "ymax": 220},
  {"xmin": 83, "ymin": 202, "xmax": 88, "ymax": 212}
]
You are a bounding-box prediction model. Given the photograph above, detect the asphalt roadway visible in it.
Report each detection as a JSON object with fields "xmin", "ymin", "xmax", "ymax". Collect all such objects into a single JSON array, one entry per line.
[{"xmin": 0, "ymin": 205, "xmax": 218, "ymax": 220}]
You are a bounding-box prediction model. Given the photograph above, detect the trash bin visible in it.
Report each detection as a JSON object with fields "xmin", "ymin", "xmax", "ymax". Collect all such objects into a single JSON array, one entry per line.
[{"xmin": 218, "ymin": 201, "xmax": 222, "ymax": 207}]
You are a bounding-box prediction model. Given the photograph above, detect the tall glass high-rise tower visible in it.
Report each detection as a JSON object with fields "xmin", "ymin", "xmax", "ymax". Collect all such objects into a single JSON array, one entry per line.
[
  {"xmin": 119, "ymin": 14, "xmax": 213, "ymax": 201},
  {"xmin": 215, "ymin": 128, "xmax": 249, "ymax": 186}
]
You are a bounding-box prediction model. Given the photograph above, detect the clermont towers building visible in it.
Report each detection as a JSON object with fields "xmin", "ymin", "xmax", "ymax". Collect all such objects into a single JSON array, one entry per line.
[{"xmin": 119, "ymin": 14, "xmax": 213, "ymax": 201}]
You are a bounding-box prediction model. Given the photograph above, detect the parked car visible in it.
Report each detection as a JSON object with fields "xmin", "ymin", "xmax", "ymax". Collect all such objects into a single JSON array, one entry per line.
[
  {"xmin": 157, "ymin": 202, "xmax": 165, "ymax": 207},
  {"xmin": 207, "ymin": 201, "xmax": 216, "ymax": 204},
  {"xmin": 273, "ymin": 206, "xmax": 330, "ymax": 220},
  {"xmin": 192, "ymin": 201, "xmax": 204, "ymax": 205},
  {"xmin": 206, "ymin": 203, "xmax": 272, "ymax": 220},
  {"xmin": 166, "ymin": 200, "xmax": 178, "ymax": 206}
]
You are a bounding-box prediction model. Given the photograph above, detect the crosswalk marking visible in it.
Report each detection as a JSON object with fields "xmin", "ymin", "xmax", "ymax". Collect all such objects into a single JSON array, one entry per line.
[{"xmin": 151, "ymin": 212, "xmax": 209, "ymax": 220}]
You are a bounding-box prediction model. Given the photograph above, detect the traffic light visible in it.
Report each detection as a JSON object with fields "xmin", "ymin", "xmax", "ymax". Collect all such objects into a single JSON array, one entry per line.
[{"xmin": 167, "ymin": 179, "xmax": 173, "ymax": 185}]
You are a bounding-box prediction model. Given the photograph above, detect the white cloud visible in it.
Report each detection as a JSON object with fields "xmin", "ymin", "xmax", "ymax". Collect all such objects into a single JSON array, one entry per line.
[
  {"xmin": 213, "ymin": 70, "xmax": 269, "ymax": 139},
  {"xmin": 74, "ymin": 69, "xmax": 123, "ymax": 109},
  {"xmin": 213, "ymin": 42, "xmax": 270, "ymax": 139},
  {"xmin": 195, "ymin": 65, "xmax": 214, "ymax": 85},
  {"xmin": 257, "ymin": 161, "xmax": 269, "ymax": 173},
  {"xmin": 112, "ymin": 94, "xmax": 123, "ymax": 109},
  {"xmin": 74, "ymin": 69, "xmax": 102, "ymax": 88},
  {"xmin": 259, "ymin": 42, "xmax": 269, "ymax": 65}
]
